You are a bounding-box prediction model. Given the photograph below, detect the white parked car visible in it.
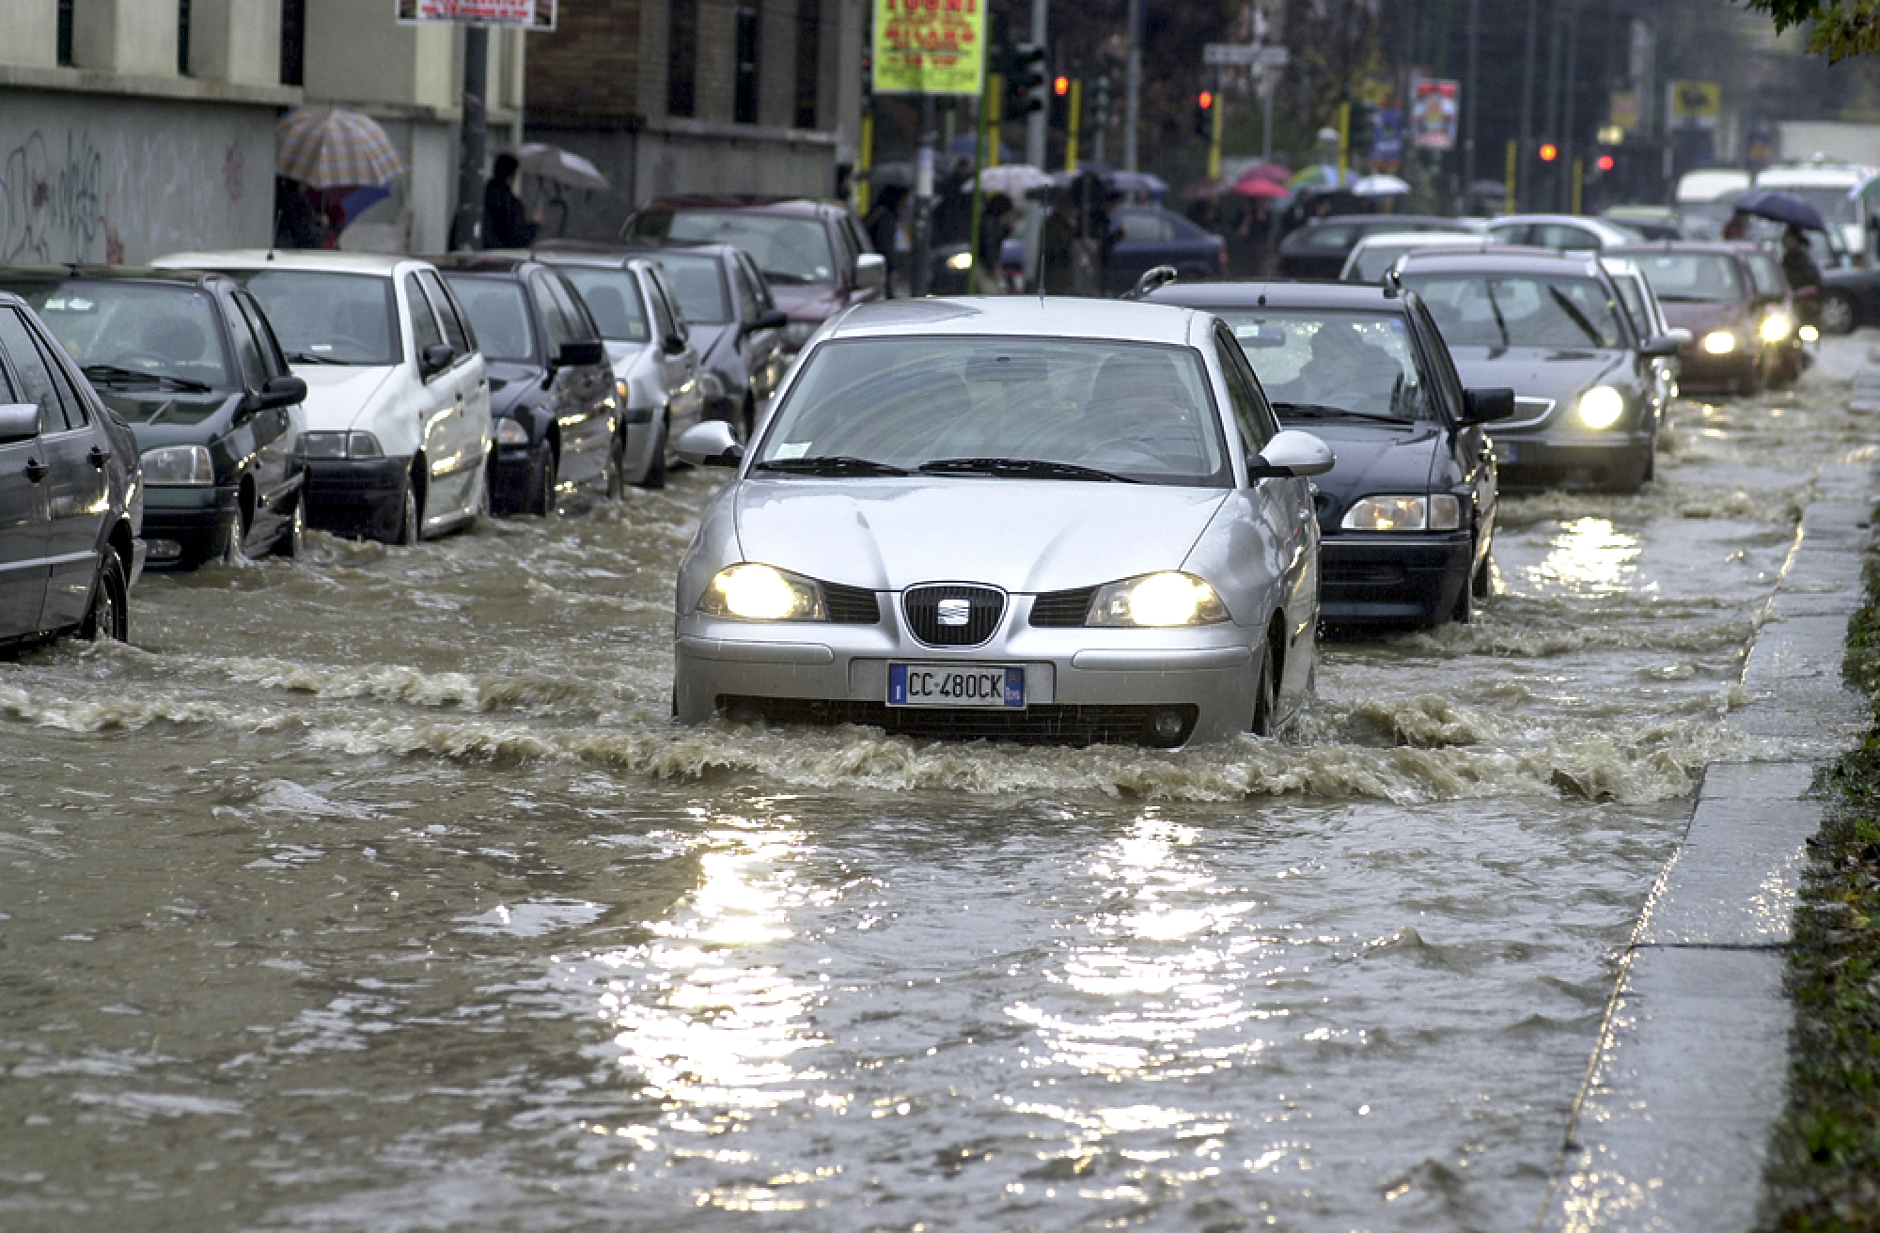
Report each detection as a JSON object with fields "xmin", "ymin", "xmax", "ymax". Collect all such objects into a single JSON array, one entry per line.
[
  {"xmin": 1338, "ymin": 230, "xmax": 1497, "ymax": 283},
  {"xmin": 153, "ymin": 251, "xmax": 491, "ymax": 544}
]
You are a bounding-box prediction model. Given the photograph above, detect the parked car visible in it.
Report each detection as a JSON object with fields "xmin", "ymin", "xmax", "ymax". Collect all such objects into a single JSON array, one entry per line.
[
  {"xmin": 1398, "ymin": 247, "xmax": 1678, "ymax": 491},
  {"xmin": 153, "ymin": 250, "xmax": 491, "ymax": 545},
  {"xmin": 1277, "ymin": 215, "xmax": 1481, "ymax": 280},
  {"xmin": 621, "ymin": 196, "xmax": 885, "ymax": 355},
  {"xmin": 1605, "ymin": 242, "xmax": 1780, "ymax": 395},
  {"xmin": 669, "ymin": 296, "xmax": 1334, "ymax": 747},
  {"xmin": 431, "ymin": 254, "xmax": 618, "ymax": 513},
  {"xmin": 1149, "ymin": 279, "xmax": 1507, "ymax": 627},
  {"xmin": 0, "ymin": 291, "xmax": 143, "ymax": 645},
  {"xmin": 994, "ymin": 204, "xmax": 1230, "ymax": 295},
  {"xmin": 1597, "ymin": 205, "xmax": 1688, "ymax": 241},
  {"xmin": 1484, "ymin": 213, "xmax": 1643, "ymax": 251},
  {"xmin": 0, "ymin": 266, "xmax": 306, "ymax": 568},
  {"xmin": 517, "ymin": 246, "xmax": 707, "ymax": 487},
  {"xmin": 593, "ymin": 239, "xmax": 789, "ymax": 436},
  {"xmin": 1339, "ymin": 231, "xmax": 1495, "ymax": 283}
]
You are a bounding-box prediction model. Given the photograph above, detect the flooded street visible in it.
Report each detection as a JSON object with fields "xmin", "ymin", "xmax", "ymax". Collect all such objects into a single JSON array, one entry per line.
[{"xmin": 3, "ymin": 338, "xmax": 1875, "ymax": 1233}]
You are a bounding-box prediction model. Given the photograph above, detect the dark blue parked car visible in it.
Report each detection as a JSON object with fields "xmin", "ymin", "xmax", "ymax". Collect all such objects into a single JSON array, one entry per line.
[{"xmin": 993, "ymin": 205, "xmax": 1227, "ymax": 295}]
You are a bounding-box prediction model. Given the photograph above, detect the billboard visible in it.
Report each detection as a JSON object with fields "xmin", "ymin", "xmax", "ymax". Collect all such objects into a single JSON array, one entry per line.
[
  {"xmin": 395, "ymin": 0, "xmax": 556, "ymax": 29},
  {"xmin": 872, "ymin": 0, "xmax": 985, "ymax": 96},
  {"xmin": 1411, "ymin": 78, "xmax": 1460, "ymax": 151}
]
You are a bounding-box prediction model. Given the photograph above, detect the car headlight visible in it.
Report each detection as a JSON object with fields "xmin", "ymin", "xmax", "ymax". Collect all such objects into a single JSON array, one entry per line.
[
  {"xmin": 945, "ymin": 251, "xmax": 974, "ymax": 271},
  {"xmin": 1341, "ymin": 493, "xmax": 1463, "ymax": 532},
  {"xmin": 1087, "ymin": 571, "xmax": 1228, "ymax": 627},
  {"xmin": 494, "ymin": 417, "xmax": 531, "ymax": 446},
  {"xmin": 297, "ymin": 430, "xmax": 382, "ymax": 459},
  {"xmin": 1702, "ymin": 330, "xmax": 1737, "ymax": 355},
  {"xmin": 1577, "ymin": 385, "xmax": 1625, "ymax": 430},
  {"xmin": 698, "ymin": 563, "xmax": 827, "ymax": 621},
  {"xmin": 782, "ymin": 319, "xmax": 817, "ymax": 350},
  {"xmin": 1760, "ymin": 312, "xmax": 1793, "ymax": 342},
  {"xmin": 139, "ymin": 444, "xmax": 213, "ymax": 486},
  {"xmin": 1800, "ymin": 324, "xmax": 1821, "ymax": 342}
]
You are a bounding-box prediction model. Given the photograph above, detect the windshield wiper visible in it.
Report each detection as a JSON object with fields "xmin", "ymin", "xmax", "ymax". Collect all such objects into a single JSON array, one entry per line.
[
  {"xmin": 1546, "ymin": 285, "xmax": 1608, "ymax": 346},
  {"xmin": 753, "ymin": 455, "xmax": 909, "ymax": 477},
  {"xmin": 1273, "ymin": 401, "xmax": 1411, "ymax": 424},
  {"xmin": 1483, "ymin": 280, "xmax": 1512, "ymax": 350},
  {"xmin": 82, "ymin": 364, "xmax": 213, "ymax": 393},
  {"xmin": 917, "ymin": 457, "xmax": 1139, "ymax": 483},
  {"xmin": 284, "ymin": 350, "xmax": 344, "ymax": 365}
]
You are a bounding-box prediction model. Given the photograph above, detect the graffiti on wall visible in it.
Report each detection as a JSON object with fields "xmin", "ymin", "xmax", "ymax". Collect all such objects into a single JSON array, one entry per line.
[{"xmin": 0, "ymin": 122, "xmax": 257, "ymax": 265}]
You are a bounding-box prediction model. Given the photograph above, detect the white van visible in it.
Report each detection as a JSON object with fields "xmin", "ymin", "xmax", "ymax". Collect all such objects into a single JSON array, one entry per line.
[{"xmin": 1753, "ymin": 162, "xmax": 1872, "ymax": 258}]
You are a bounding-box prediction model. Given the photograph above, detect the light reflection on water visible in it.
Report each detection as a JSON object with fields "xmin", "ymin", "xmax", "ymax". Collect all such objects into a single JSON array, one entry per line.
[{"xmin": 1528, "ymin": 517, "xmax": 1643, "ymax": 596}]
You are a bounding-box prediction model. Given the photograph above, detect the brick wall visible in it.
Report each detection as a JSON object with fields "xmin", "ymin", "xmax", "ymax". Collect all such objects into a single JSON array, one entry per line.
[{"xmin": 526, "ymin": 0, "xmax": 641, "ymax": 123}]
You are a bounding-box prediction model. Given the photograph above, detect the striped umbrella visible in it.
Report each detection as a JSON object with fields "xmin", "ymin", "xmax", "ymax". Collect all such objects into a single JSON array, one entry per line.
[{"xmin": 276, "ymin": 107, "xmax": 406, "ymax": 190}]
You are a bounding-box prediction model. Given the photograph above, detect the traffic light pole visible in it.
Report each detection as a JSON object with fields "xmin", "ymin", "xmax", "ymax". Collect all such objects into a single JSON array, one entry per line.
[
  {"xmin": 913, "ymin": 94, "xmax": 935, "ymax": 297},
  {"xmin": 1124, "ymin": 0, "xmax": 1143, "ymax": 172},
  {"xmin": 1026, "ymin": 0, "xmax": 1047, "ymax": 169}
]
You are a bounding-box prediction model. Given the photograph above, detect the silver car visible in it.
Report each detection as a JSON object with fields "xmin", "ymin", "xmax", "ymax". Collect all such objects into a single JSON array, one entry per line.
[{"xmin": 670, "ymin": 297, "xmax": 1334, "ymax": 748}]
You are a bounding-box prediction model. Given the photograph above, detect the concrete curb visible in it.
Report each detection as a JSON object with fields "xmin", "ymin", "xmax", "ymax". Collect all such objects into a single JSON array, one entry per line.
[{"xmin": 1534, "ymin": 457, "xmax": 1875, "ymax": 1233}]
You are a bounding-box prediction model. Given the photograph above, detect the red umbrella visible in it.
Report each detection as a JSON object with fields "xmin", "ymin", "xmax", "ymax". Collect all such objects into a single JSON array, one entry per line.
[
  {"xmin": 1234, "ymin": 177, "xmax": 1290, "ymax": 200},
  {"xmin": 1238, "ymin": 162, "xmax": 1292, "ymax": 185}
]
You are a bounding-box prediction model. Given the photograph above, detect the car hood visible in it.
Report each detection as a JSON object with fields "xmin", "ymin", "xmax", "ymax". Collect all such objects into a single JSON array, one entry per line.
[
  {"xmin": 732, "ymin": 478, "xmax": 1229, "ymax": 593},
  {"xmin": 1283, "ymin": 420, "xmax": 1443, "ymax": 524},
  {"xmin": 486, "ymin": 358, "xmax": 550, "ymax": 417},
  {"xmin": 1656, "ymin": 300, "xmax": 1751, "ymax": 335},
  {"xmin": 768, "ymin": 282, "xmax": 844, "ymax": 323},
  {"xmin": 293, "ymin": 364, "xmax": 396, "ymax": 432},
  {"xmin": 1446, "ymin": 346, "xmax": 1627, "ymax": 401},
  {"xmin": 96, "ymin": 389, "xmax": 246, "ymax": 450}
]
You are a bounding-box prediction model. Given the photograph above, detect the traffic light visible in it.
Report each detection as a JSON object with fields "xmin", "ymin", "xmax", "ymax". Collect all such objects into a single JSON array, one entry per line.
[
  {"xmin": 1016, "ymin": 43, "xmax": 1046, "ymax": 116},
  {"xmin": 1194, "ymin": 90, "xmax": 1214, "ymax": 140},
  {"xmin": 1050, "ymin": 74, "xmax": 1072, "ymax": 130},
  {"xmin": 1538, "ymin": 141, "xmax": 1560, "ymax": 163},
  {"xmin": 1596, "ymin": 154, "xmax": 1616, "ymax": 172}
]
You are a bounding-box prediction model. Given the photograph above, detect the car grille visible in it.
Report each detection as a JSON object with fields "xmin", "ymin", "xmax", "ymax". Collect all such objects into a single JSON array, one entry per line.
[
  {"xmin": 717, "ymin": 696, "xmax": 1197, "ymax": 748},
  {"xmin": 903, "ymin": 584, "xmax": 1004, "ymax": 647},
  {"xmin": 822, "ymin": 580, "xmax": 881, "ymax": 624},
  {"xmin": 1028, "ymin": 585, "xmax": 1098, "ymax": 628}
]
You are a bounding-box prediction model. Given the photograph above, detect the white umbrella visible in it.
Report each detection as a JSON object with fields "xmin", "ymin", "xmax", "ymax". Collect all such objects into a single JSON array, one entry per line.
[
  {"xmin": 965, "ymin": 164, "xmax": 1054, "ymax": 196},
  {"xmin": 1352, "ymin": 173, "xmax": 1412, "ymax": 198},
  {"xmin": 511, "ymin": 143, "xmax": 609, "ymax": 192}
]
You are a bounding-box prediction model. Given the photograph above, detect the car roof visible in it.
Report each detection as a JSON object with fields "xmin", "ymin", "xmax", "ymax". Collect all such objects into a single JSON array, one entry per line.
[
  {"xmin": 1146, "ymin": 279, "xmax": 1407, "ymax": 313},
  {"xmin": 426, "ymin": 252, "xmax": 547, "ymax": 276},
  {"xmin": 1349, "ymin": 231, "xmax": 1494, "ymax": 250},
  {"xmin": 820, "ymin": 296, "xmax": 1202, "ymax": 346},
  {"xmin": 542, "ymin": 237, "xmax": 738, "ymax": 260},
  {"xmin": 0, "ymin": 263, "xmax": 229, "ymax": 290},
  {"xmin": 151, "ymin": 249, "xmax": 420, "ymax": 275},
  {"xmin": 1395, "ymin": 244, "xmax": 1607, "ymax": 275},
  {"xmin": 633, "ymin": 195, "xmax": 837, "ymax": 218},
  {"xmin": 1606, "ymin": 240, "xmax": 1752, "ymax": 258}
]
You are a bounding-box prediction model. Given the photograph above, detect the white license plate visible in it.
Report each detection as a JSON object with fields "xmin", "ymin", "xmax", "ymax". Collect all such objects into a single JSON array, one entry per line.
[
  {"xmin": 1495, "ymin": 441, "xmax": 1519, "ymax": 465},
  {"xmin": 888, "ymin": 663, "xmax": 1024, "ymax": 708}
]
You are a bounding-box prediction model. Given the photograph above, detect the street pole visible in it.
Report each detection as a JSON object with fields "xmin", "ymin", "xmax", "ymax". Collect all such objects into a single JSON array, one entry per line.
[
  {"xmin": 1124, "ymin": 0, "xmax": 1143, "ymax": 172},
  {"xmin": 1561, "ymin": 0, "xmax": 1578, "ymax": 213},
  {"xmin": 1026, "ymin": 0, "xmax": 1047, "ymax": 169},
  {"xmin": 452, "ymin": 23, "xmax": 488, "ymax": 250},
  {"xmin": 1519, "ymin": 0, "xmax": 1538, "ymax": 212},
  {"xmin": 1262, "ymin": 71, "xmax": 1275, "ymax": 162},
  {"xmin": 1463, "ymin": 0, "xmax": 1479, "ymax": 196},
  {"xmin": 913, "ymin": 94, "xmax": 935, "ymax": 297}
]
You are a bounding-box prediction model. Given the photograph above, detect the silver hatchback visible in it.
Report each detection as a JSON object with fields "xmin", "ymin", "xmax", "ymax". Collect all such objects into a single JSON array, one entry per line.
[{"xmin": 670, "ymin": 297, "xmax": 1333, "ymax": 748}]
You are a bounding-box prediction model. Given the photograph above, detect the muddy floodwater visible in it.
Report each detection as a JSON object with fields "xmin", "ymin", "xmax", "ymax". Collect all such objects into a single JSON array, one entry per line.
[{"xmin": 3, "ymin": 339, "xmax": 1875, "ymax": 1232}]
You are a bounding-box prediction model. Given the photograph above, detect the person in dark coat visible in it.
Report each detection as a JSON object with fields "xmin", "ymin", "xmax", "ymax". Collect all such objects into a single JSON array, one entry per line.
[
  {"xmin": 273, "ymin": 177, "xmax": 326, "ymax": 249},
  {"xmin": 864, "ymin": 185, "xmax": 908, "ymax": 298},
  {"xmin": 1781, "ymin": 225, "xmax": 1823, "ymax": 325},
  {"xmin": 484, "ymin": 153, "xmax": 537, "ymax": 249}
]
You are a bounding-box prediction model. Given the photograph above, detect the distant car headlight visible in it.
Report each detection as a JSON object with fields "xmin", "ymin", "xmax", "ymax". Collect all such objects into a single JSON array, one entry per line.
[
  {"xmin": 781, "ymin": 320, "xmax": 817, "ymax": 350},
  {"xmin": 296, "ymin": 430, "xmax": 383, "ymax": 459},
  {"xmin": 1577, "ymin": 386, "xmax": 1625, "ymax": 430},
  {"xmin": 1702, "ymin": 330, "xmax": 1737, "ymax": 355},
  {"xmin": 1800, "ymin": 324, "xmax": 1821, "ymax": 342},
  {"xmin": 1087, "ymin": 571, "xmax": 1228, "ymax": 627},
  {"xmin": 699, "ymin": 563, "xmax": 827, "ymax": 621},
  {"xmin": 139, "ymin": 444, "xmax": 213, "ymax": 486},
  {"xmin": 1341, "ymin": 493, "xmax": 1463, "ymax": 532},
  {"xmin": 945, "ymin": 251, "xmax": 974, "ymax": 271},
  {"xmin": 1760, "ymin": 312, "xmax": 1793, "ymax": 342},
  {"xmin": 494, "ymin": 417, "xmax": 531, "ymax": 446}
]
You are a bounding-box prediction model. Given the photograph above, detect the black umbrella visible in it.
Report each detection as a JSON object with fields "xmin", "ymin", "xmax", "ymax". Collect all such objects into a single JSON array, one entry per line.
[
  {"xmin": 861, "ymin": 161, "xmax": 915, "ymax": 189},
  {"xmin": 1735, "ymin": 188, "xmax": 1827, "ymax": 231}
]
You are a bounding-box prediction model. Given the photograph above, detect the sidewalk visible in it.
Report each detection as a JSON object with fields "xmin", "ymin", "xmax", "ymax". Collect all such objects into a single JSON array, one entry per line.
[{"xmin": 1532, "ymin": 370, "xmax": 1876, "ymax": 1230}]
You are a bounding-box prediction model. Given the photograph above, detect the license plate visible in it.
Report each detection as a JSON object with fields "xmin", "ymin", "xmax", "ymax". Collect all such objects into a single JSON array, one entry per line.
[
  {"xmin": 1495, "ymin": 440, "xmax": 1519, "ymax": 465},
  {"xmin": 888, "ymin": 663, "xmax": 1025, "ymax": 708}
]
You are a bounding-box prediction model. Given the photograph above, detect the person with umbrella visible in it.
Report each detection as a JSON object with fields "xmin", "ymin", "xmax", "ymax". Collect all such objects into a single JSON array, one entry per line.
[
  {"xmin": 864, "ymin": 185, "xmax": 908, "ymax": 298},
  {"xmin": 484, "ymin": 153, "xmax": 539, "ymax": 248},
  {"xmin": 1781, "ymin": 224, "xmax": 1824, "ymax": 328}
]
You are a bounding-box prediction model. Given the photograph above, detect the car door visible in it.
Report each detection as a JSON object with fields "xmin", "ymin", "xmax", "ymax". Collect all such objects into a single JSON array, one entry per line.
[
  {"xmin": 417, "ymin": 269, "xmax": 490, "ymax": 521},
  {"xmin": 0, "ymin": 308, "xmax": 108, "ymax": 630},
  {"xmin": 397, "ymin": 270, "xmax": 471, "ymax": 525},
  {"xmin": 1410, "ymin": 298, "xmax": 1496, "ymax": 556},
  {"xmin": 643, "ymin": 268, "xmax": 702, "ymax": 441},
  {"xmin": 733, "ymin": 252, "xmax": 786, "ymax": 401},
  {"xmin": 228, "ymin": 290, "xmax": 299, "ymax": 545},
  {"xmin": 533, "ymin": 269, "xmax": 612, "ymax": 489},
  {"xmin": 0, "ymin": 327, "xmax": 50, "ymax": 635}
]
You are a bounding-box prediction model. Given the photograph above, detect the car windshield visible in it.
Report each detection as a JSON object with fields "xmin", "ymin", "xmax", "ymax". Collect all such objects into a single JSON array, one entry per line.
[
  {"xmin": 442, "ymin": 275, "xmax": 536, "ymax": 363},
  {"xmin": 756, "ymin": 337, "xmax": 1230, "ymax": 487},
  {"xmin": 638, "ymin": 211, "xmax": 837, "ymax": 285},
  {"xmin": 556, "ymin": 267, "xmax": 650, "ymax": 343},
  {"xmin": 1218, "ymin": 309, "xmax": 1436, "ymax": 423},
  {"xmin": 1402, "ymin": 272, "xmax": 1628, "ymax": 349},
  {"xmin": 237, "ymin": 270, "xmax": 399, "ymax": 365},
  {"xmin": 0, "ymin": 279, "xmax": 234, "ymax": 391},
  {"xmin": 649, "ymin": 252, "xmax": 731, "ymax": 324},
  {"xmin": 1625, "ymin": 253, "xmax": 1747, "ymax": 303}
]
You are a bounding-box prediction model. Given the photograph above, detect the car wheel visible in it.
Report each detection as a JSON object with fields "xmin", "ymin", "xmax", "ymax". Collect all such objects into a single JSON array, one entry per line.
[
  {"xmin": 639, "ymin": 416, "xmax": 667, "ymax": 490},
  {"xmin": 218, "ymin": 504, "xmax": 252, "ymax": 567},
  {"xmin": 1450, "ymin": 550, "xmax": 1476, "ymax": 625},
  {"xmin": 606, "ymin": 426, "xmax": 628, "ymax": 500},
  {"xmin": 392, "ymin": 473, "xmax": 422, "ymax": 547},
  {"xmin": 1248, "ymin": 635, "xmax": 1279, "ymax": 737},
  {"xmin": 80, "ymin": 549, "xmax": 129, "ymax": 643},
  {"xmin": 1822, "ymin": 290, "xmax": 1857, "ymax": 336},
  {"xmin": 278, "ymin": 492, "xmax": 307, "ymax": 560},
  {"xmin": 531, "ymin": 442, "xmax": 559, "ymax": 517},
  {"xmin": 1472, "ymin": 548, "xmax": 1493, "ymax": 600}
]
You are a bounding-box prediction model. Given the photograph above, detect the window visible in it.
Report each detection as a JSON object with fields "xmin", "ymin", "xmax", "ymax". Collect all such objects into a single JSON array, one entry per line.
[
  {"xmin": 0, "ymin": 310, "xmax": 60, "ymax": 434},
  {"xmin": 667, "ymin": 0, "xmax": 698, "ymax": 118},
  {"xmin": 645, "ymin": 277, "xmax": 679, "ymax": 344},
  {"xmin": 231, "ymin": 303, "xmax": 270, "ymax": 389},
  {"xmin": 239, "ymin": 271, "xmax": 401, "ymax": 365},
  {"xmin": 1214, "ymin": 327, "xmax": 1278, "ymax": 447},
  {"xmin": 403, "ymin": 273, "xmax": 446, "ymax": 360},
  {"xmin": 445, "ymin": 275, "xmax": 534, "ymax": 363},
  {"xmin": 29, "ymin": 329, "xmax": 88, "ymax": 431},
  {"xmin": 531, "ymin": 272, "xmax": 579, "ymax": 352},
  {"xmin": 57, "ymin": 0, "xmax": 74, "ymax": 67},
  {"xmin": 558, "ymin": 267, "xmax": 649, "ymax": 342},
  {"xmin": 280, "ymin": 0, "xmax": 306, "ymax": 87},
  {"xmin": 417, "ymin": 270, "xmax": 472, "ymax": 356},
  {"xmin": 734, "ymin": 2, "xmax": 760, "ymax": 125},
  {"xmin": 178, "ymin": 0, "xmax": 192, "ymax": 75},
  {"xmin": 235, "ymin": 295, "xmax": 288, "ymax": 380},
  {"xmin": 794, "ymin": 0, "xmax": 820, "ymax": 129}
]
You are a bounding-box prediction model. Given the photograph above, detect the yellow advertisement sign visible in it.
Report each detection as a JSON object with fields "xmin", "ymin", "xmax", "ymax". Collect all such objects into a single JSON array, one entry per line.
[
  {"xmin": 1669, "ymin": 80, "xmax": 1722, "ymax": 124},
  {"xmin": 873, "ymin": 0, "xmax": 985, "ymax": 97}
]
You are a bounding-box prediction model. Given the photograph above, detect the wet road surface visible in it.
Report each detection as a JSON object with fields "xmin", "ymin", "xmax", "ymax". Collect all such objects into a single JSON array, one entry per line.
[{"xmin": 2, "ymin": 338, "xmax": 1874, "ymax": 1232}]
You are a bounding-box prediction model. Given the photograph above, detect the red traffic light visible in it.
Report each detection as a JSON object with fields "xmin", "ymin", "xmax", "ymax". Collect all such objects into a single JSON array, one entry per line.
[
  {"xmin": 1197, "ymin": 90, "xmax": 1214, "ymax": 111},
  {"xmin": 1538, "ymin": 142, "xmax": 1559, "ymax": 163},
  {"xmin": 1054, "ymin": 75, "xmax": 1070, "ymax": 97},
  {"xmin": 1597, "ymin": 154, "xmax": 1616, "ymax": 171}
]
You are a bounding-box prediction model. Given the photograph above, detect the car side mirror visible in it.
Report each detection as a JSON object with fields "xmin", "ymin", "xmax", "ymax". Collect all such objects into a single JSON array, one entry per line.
[
  {"xmin": 1460, "ymin": 386, "xmax": 1515, "ymax": 424},
  {"xmin": 1640, "ymin": 333, "xmax": 1683, "ymax": 358},
  {"xmin": 0, "ymin": 402, "xmax": 40, "ymax": 444},
  {"xmin": 743, "ymin": 308, "xmax": 788, "ymax": 336},
  {"xmin": 249, "ymin": 374, "xmax": 308, "ymax": 412},
  {"xmin": 661, "ymin": 331, "xmax": 689, "ymax": 355},
  {"xmin": 854, "ymin": 251, "xmax": 887, "ymax": 291},
  {"xmin": 1248, "ymin": 428, "xmax": 1335, "ymax": 479},
  {"xmin": 419, "ymin": 343, "xmax": 454, "ymax": 376},
  {"xmin": 675, "ymin": 418, "xmax": 744, "ymax": 467},
  {"xmin": 554, "ymin": 338, "xmax": 605, "ymax": 368}
]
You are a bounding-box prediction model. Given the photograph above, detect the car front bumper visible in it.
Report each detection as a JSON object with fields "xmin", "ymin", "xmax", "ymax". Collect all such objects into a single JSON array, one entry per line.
[
  {"xmin": 673, "ymin": 599, "xmax": 1266, "ymax": 747},
  {"xmin": 1319, "ymin": 530, "xmax": 1472, "ymax": 626},
  {"xmin": 301, "ymin": 455, "xmax": 411, "ymax": 540},
  {"xmin": 139, "ymin": 484, "xmax": 241, "ymax": 565}
]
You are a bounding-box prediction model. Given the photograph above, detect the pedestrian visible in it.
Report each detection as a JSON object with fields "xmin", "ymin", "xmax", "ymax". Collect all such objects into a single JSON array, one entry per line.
[
  {"xmin": 1781, "ymin": 225, "xmax": 1823, "ymax": 326},
  {"xmin": 1721, "ymin": 209, "xmax": 1750, "ymax": 241},
  {"xmin": 976, "ymin": 193, "xmax": 1015, "ymax": 293},
  {"xmin": 864, "ymin": 185, "xmax": 907, "ymax": 298},
  {"xmin": 273, "ymin": 177, "xmax": 325, "ymax": 249},
  {"xmin": 484, "ymin": 152, "xmax": 538, "ymax": 249},
  {"xmin": 1039, "ymin": 188, "xmax": 1079, "ymax": 294}
]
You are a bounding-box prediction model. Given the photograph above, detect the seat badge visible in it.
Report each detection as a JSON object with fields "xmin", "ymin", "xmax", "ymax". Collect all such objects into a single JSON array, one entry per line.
[{"xmin": 936, "ymin": 597, "xmax": 971, "ymax": 627}]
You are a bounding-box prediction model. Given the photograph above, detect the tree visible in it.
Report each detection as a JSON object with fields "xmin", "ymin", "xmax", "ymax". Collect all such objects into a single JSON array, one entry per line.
[{"xmin": 1746, "ymin": 0, "xmax": 1880, "ymax": 63}]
